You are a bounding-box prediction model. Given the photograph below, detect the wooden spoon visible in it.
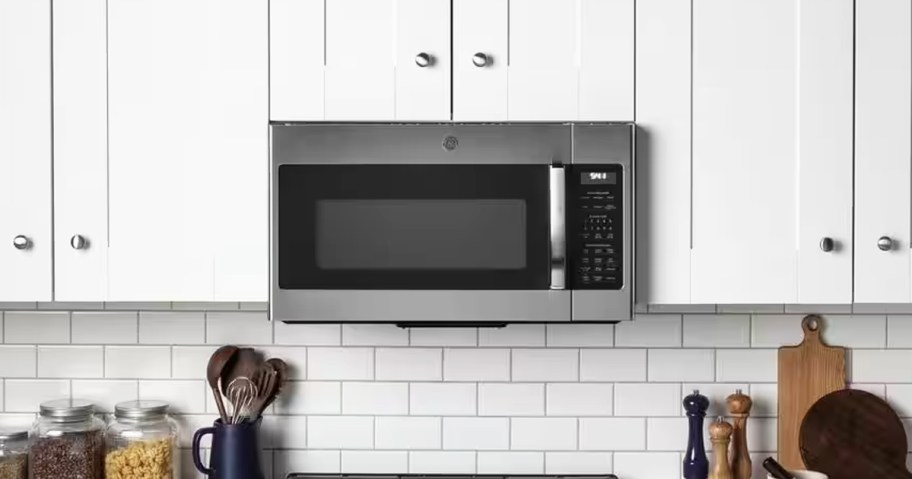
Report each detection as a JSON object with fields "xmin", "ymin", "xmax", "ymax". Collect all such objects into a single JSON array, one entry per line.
[
  {"xmin": 220, "ymin": 348, "xmax": 261, "ymax": 397},
  {"xmin": 263, "ymin": 358, "xmax": 288, "ymax": 411},
  {"xmin": 248, "ymin": 362, "xmax": 277, "ymax": 419},
  {"xmin": 206, "ymin": 345, "xmax": 238, "ymax": 423}
]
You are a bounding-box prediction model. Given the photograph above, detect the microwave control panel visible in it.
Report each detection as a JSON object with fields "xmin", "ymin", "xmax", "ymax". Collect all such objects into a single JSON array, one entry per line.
[{"xmin": 567, "ymin": 164, "xmax": 624, "ymax": 290}]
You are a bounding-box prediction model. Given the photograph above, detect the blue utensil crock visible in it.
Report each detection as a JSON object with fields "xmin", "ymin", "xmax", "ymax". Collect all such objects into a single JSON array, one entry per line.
[{"xmin": 192, "ymin": 418, "xmax": 265, "ymax": 479}]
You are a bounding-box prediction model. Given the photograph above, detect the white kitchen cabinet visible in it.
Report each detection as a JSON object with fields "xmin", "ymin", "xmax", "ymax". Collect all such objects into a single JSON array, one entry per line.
[
  {"xmin": 634, "ymin": 0, "xmax": 692, "ymax": 304},
  {"xmin": 107, "ymin": 0, "xmax": 268, "ymax": 301},
  {"xmin": 53, "ymin": 0, "xmax": 109, "ymax": 301},
  {"xmin": 454, "ymin": 0, "xmax": 634, "ymax": 122},
  {"xmin": 855, "ymin": 0, "xmax": 912, "ymax": 304},
  {"xmin": 0, "ymin": 0, "xmax": 53, "ymax": 302},
  {"xmin": 271, "ymin": 0, "xmax": 450, "ymax": 122},
  {"xmin": 691, "ymin": 0, "xmax": 853, "ymax": 304}
]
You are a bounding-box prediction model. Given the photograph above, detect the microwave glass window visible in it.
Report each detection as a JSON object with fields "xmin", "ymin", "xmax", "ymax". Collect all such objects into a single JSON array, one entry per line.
[{"xmin": 315, "ymin": 199, "xmax": 527, "ymax": 270}]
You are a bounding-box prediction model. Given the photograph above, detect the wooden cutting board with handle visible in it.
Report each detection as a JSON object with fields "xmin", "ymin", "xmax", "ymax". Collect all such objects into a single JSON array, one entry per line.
[{"xmin": 778, "ymin": 314, "xmax": 846, "ymax": 469}]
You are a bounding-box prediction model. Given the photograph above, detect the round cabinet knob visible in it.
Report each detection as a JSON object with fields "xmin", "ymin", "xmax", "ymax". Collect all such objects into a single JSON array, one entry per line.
[
  {"xmin": 12, "ymin": 235, "xmax": 31, "ymax": 251},
  {"xmin": 70, "ymin": 234, "xmax": 89, "ymax": 250},
  {"xmin": 819, "ymin": 237, "xmax": 834, "ymax": 253},
  {"xmin": 472, "ymin": 52, "xmax": 489, "ymax": 68},
  {"xmin": 878, "ymin": 236, "xmax": 894, "ymax": 251},
  {"xmin": 415, "ymin": 52, "xmax": 433, "ymax": 68}
]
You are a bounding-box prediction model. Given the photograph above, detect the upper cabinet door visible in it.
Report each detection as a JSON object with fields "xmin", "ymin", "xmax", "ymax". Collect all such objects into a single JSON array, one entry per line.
[
  {"xmin": 0, "ymin": 1, "xmax": 52, "ymax": 302},
  {"xmin": 395, "ymin": 0, "xmax": 451, "ymax": 121},
  {"xmin": 107, "ymin": 0, "xmax": 268, "ymax": 301},
  {"xmin": 855, "ymin": 0, "xmax": 912, "ymax": 303},
  {"xmin": 53, "ymin": 0, "xmax": 109, "ymax": 301},
  {"xmin": 496, "ymin": 0, "xmax": 633, "ymax": 122},
  {"xmin": 453, "ymin": 0, "xmax": 508, "ymax": 121},
  {"xmin": 270, "ymin": 0, "xmax": 325, "ymax": 121},
  {"xmin": 691, "ymin": 0, "xmax": 853, "ymax": 304}
]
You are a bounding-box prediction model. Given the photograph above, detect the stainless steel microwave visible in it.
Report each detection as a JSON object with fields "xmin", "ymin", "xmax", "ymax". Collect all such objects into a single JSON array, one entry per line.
[{"xmin": 270, "ymin": 123, "xmax": 634, "ymax": 324}]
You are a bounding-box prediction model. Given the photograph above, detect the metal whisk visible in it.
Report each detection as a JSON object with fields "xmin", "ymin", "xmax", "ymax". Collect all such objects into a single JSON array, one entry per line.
[{"xmin": 226, "ymin": 377, "xmax": 258, "ymax": 424}]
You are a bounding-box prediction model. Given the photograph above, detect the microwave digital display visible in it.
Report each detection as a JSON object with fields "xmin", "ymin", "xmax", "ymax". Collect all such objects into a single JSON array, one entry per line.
[{"xmin": 581, "ymin": 171, "xmax": 617, "ymax": 185}]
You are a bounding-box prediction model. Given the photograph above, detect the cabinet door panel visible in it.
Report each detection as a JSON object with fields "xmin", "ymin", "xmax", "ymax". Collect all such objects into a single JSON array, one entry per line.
[
  {"xmin": 324, "ymin": 0, "xmax": 395, "ymax": 120},
  {"xmin": 395, "ymin": 0, "xmax": 450, "ymax": 121},
  {"xmin": 53, "ymin": 0, "xmax": 109, "ymax": 301},
  {"xmin": 692, "ymin": 0, "xmax": 799, "ymax": 303},
  {"xmin": 108, "ymin": 0, "xmax": 267, "ymax": 301},
  {"xmin": 855, "ymin": 0, "xmax": 912, "ymax": 303},
  {"xmin": 270, "ymin": 0, "xmax": 324, "ymax": 121},
  {"xmin": 579, "ymin": 0, "xmax": 634, "ymax": 121},
  {"xmin": 797, "ymin": 0, "xmax": 853, "ymax": 304},
  {"xmin": 453, "ymin": 0, "xmax": 508, "ymax": 121},
  {"xmin": 0, "ymin": 0, "xmax": 52, "ymax": 302},
  {"xmin": 508, "ymin": 0, "xmax": 578, "ymax": 121},
  {"xmin": 635, "ymin": 0, "xmax": 691, "ymax": 304}
]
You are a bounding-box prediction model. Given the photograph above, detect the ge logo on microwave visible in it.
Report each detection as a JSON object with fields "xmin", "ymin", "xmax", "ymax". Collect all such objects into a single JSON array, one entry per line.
[
  {"xmin": 442, "ymin": 136, "xmax": 459, "ymax": 152},
  {"xmin": 590, "ymin": 172, "xmax": 607, "ymax": 180}
]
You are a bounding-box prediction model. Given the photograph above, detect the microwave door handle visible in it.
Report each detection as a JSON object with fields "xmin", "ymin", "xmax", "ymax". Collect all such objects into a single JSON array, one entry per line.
[{"xmin": 549, "ymin": 164, "xmax": 566, "ymax": 290}]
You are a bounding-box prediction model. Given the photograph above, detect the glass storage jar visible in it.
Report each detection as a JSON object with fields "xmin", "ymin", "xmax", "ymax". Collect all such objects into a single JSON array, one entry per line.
[
  {"xmin": 105, "ymin": 400, "xmax": 179, "ymax": 479},
  {"xmin": 0, "ymin": 428, "xmax": 29, "ymax": 479},
  {"xmin": 29, "ymin": 398, "xmax": 105, "ymax": 479}
]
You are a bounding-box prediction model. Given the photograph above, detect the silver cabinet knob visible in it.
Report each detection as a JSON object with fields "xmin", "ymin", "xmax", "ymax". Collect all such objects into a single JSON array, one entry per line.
[
  {"xmin": 820, "ymin": 237, "xmax": 834, "ymax": 253},
  {"xmin": 415, "ymin": 52, "xmax": 433, "ymax": 68},
  {"xmin": 878, "ymin": 236, "xmax": 894, "ymax": 251},
  {"xmin": 12, "ymin": 235, "xmax": 31, "ymax": 250},
  {"xmin": 70, "ymin": 234, "xmax": 89, "ymax": 250},
  {"xmin": 472, "ymin": 52, "xmax": 489, "ymax": 68}
]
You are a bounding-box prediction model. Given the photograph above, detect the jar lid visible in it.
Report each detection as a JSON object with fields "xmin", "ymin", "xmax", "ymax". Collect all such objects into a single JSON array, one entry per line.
[
  {"xmin": 0, "ymin": 428, "xmax": 28, "ymax": 441},
  {"xmin": 114, "ymin": 400, "xmax": 170, "ymax": 420},
  {"xmin": 39, "ymin": 398, "xmax": 96, "ymax": 421}
]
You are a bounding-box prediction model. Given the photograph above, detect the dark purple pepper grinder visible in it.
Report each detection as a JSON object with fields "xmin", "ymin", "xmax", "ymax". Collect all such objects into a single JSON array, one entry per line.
[{"xmin": 683, "ymin": 389, "xmax": 710, "ymax": 479}]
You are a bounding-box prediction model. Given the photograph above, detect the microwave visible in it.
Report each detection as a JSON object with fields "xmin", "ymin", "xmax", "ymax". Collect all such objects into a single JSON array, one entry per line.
[{"xmin": 270, "ymin": 123, "xmax": 634, "ymax": 324}]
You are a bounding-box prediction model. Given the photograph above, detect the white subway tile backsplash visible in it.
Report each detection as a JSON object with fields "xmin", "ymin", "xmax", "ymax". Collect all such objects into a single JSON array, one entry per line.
[
  {"xmin": 510, "ymin": 418, "xmax": 576, "ymax": 450},
  {"xmin": 375, "ymin": 416, "xmax": 441, "ymax": 449},
  {"xmin": 479, "ymin": 325, "xmax": 545, "ymax": 347},
  {"xmin": 5, "ymin": 379, "xmax": 69, "ymax": 412},
  {"xmin": 308, "ymin": 348, "xmax": 374, "ymax": 380},
  {"xmin": 479, "ymin": 383, "xmax": 544, "ymax": 416},
  {"xmin": 579, "ymin": 418, "xmax": 646, "ymax": 450},
  {"xmin": 342, "ymin": 451, "xmax": 408, "ymax": 473},
  {"xmin": 580, "ymin": 349, "xmax": 647, "ymax": 382},
  {"xmin": 71, "ymin": 380, "xmax": 138, "ymax": 413},
  {"xmin": 343, "ymin": 325, "xmax": 409, "ymax": 346},
  {"xmin": 544, "ymin": 452, "xmax": 613, "ymax": 474},
  {"xmin": 683, "ymin": 315, "xmax": 750, "ymax": 348},
  {"xmin": 274, "ymin": 323, "xmax": 341, "ymax": 346},
  {"xmin": 172, "ymin": 346, "xmax": 217, "ymax": 379},
  {"xmin": 888, "ymin": 385, "xmax": 912, "ymax": 417},
  {"xmin": 0, "ymin": 346, "xmax": 36, "ymax": 378},
  {"xmin": 615, "ymin": 384, "xmax": 680, "ymax": 417},
  {"xmin": 106, "ymin": 346, "xmax": 171, "ymax": 379},
  {"xmin": 443, "ymin": 417, "xmax": 509, "ymax": 450},
  {"xmin": 409, "ymin": 451, "xmax": 476, "ymax": 473},
  {"xmin": 614, "ymin": 452, "xmax": 681, "ymax": 479},
  {"xmin": 444, "ymin": 349, "xmax": 510, "ymax": 381},
  {"xmin": 546, "ymin": 384, "xmax": 613, "ymax": 416},
  {"xmin": 647, "ymin": 349, "xmax": 714, "ymax": 382},
  {"xmin": 5, "ymin": 312, "xmax": 69, "ymax": 344},
  {"xmin": 749, "ymin": 383, "xmax": 778, "ymax": 417},
  {"xmin": 72, "ymin": 312, "xmax": 138, "ymax": 344},
  {"xmin": 852, "ymin": 383, "xmax": 887, "ymax": 399},
  {"xmin": 617, "ymin": 315, "xmax": 682, "ymax": 347},
  {"xmin": 138, "ymin": 312, "xmax": 205, "ymax": 344},
  {"xmin": 477, "ymin": 452, "xmax": 544, "ymax": 474},
  {"xmin": 263, "ymin": 416, "xmax": 308, "ymax": 449},
  {"xmin": 342, "ymin": 382, "xmax": 408, "ymax": 415},
  {"xmin": 852, "ymin": 350, "xmax": 912, "ymax": 383},
  {"xmin": 274, "ymin": 381, "xmax": 341, "ymax": 415},
  {"xmin": 716, "ymin": 349, "xmax": 777, "ymax": 382},
  {"xmin": 747, "ymin": 417, "xmax": 777, "ymax": 452},
  {"xmin": 646, "ymin": 417, "xmax": 687, "ymax": 451},
  {"xmin": 376, "ymin": 348, "xmax": 442, "ymax": 381},
  {"xmin": 308, "ymin": 416, "xmax": 373, "ymax": 449},
  {"xmin": 546, "ymin": 324, "xmax": 614, "ymax": 347},
  {"xmin": 37, "ymin": 346, "xmax": 103, "ymax": 378},
  {"xmin": 750, "ymin": 315, "xmax": 804, "ymax": 347},
  {"xmin": 205, "ymin": 312, "xmax": 272, "ymax": 345},
  {"xmin": 512, "ymin": 349, "xmax": 578, "ymax": 382},
  {"xmin": 275, "ymin": 451, "xmax": 341, "ymax": 476},
  {"xmin": 409, "ymin": 328, "xmax": 477, "ymax": 347},
  {"xmin": 410, "ymin": 383, "xmax": 476, "ymax": 416},
  {"xmin": 821, "ymin": 315, "xmax": 887, "ymax": 348},
  {"xmin": 139, "ymin": 379, "xmax": 205, "ymax": 414},
  {"xmin": 888, "ymin": 316, "xmax": 912, "ymax": 348}
]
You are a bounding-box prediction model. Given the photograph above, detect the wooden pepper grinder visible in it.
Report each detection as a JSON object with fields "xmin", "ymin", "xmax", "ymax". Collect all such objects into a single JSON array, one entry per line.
[
  {"xmin": 727, "ymin": 389, "xmax": 752, "ymax": 479},
  {"xmin": 708, "ymin": 417, "xmax": 734, "ymax": 479}
]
